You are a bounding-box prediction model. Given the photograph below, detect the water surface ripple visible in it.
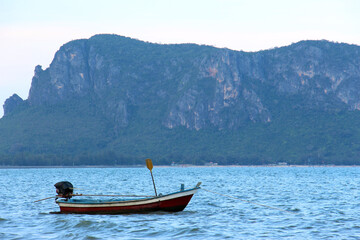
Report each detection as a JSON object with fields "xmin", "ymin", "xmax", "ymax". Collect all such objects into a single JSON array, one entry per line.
[{"xmin": 0, "ymin": 167, "xmax": 359, "ymax": 239}]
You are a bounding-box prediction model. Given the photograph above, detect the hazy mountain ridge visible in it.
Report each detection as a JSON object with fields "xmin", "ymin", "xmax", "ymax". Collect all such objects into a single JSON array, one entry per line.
[
  {"xmin": 2, "ymin": 35, "xmax": 360, "ymax": 165},
  {"xmin": 16, "ymin": 36, "xmax": 360, "ymax": 126}
]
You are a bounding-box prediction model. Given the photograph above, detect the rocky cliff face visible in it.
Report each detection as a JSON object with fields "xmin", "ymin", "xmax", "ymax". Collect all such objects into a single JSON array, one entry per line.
[
  {"xmin": 3, "ymin": 94, "xmax": 24, "ymax": 116},
  {"xmin": 6, "ymin": 35, "xmax": 360, "ymax": 130}
]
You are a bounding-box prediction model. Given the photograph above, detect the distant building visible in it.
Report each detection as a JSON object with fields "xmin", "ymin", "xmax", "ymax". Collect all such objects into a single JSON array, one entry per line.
[{"xmin": 205, "ymin": 162, "xmax": 218, "ymax": 166}]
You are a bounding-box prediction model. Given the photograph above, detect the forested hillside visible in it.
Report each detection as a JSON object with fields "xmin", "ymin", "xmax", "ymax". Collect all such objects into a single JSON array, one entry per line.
[{"xmin": 1, "ymin": 34, "xmax": 360, "ymax": 165}]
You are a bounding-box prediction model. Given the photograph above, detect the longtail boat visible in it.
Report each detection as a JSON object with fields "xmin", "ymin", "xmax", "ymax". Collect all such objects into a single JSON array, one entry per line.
[
  {"xmin": 50, "ymin": 159, "xmax": 201, "ymax": 214},
  {"xmin": 55, "ymin": 182, "xmax": 201, "ymax": 214}
]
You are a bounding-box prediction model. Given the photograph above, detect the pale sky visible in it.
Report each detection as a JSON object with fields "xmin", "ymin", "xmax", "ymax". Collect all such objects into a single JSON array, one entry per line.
[{"xmin": 1, "ymin": 0, "xmax": 360, "ymax": 117}]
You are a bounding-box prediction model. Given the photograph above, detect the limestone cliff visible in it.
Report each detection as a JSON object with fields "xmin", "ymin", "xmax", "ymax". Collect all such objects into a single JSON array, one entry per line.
[
  {"xmin": 2, "ymin": 34, "xmax": 360, "ymax": 165},
  {"xmin": 19, "ymin": 35, "xmax": 360, "ymax": 130},
  {"xmin": 3, "ymin": 94, "xmax": 24, "ymax": 116}
]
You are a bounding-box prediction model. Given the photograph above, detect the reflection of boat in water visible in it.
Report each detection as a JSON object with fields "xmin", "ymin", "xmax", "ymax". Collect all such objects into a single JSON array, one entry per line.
[{"xmin": 55, "ymin": 183, "xmax": 201, "ymax": 214}]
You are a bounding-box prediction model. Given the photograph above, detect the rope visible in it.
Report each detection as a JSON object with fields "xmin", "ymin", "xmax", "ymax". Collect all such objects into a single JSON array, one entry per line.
[
  {"xmin": 34, "ymin": 196, "xmax": 56, "ymax": 202},
  {"xmin": 201, "ymin": 188, "xmax": 296, "ymax": 214}
]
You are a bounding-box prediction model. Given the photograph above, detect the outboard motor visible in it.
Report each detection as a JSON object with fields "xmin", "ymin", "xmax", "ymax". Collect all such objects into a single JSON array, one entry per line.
[{"xmin": 54, "ymin": 181, "xmax": 74, "ymax": 199}]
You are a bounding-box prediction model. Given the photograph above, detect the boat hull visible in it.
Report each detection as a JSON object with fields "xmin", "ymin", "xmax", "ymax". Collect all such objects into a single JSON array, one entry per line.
[{"xmin": 56, "ymin": 188, "xmax": 198, "ymax": 214}]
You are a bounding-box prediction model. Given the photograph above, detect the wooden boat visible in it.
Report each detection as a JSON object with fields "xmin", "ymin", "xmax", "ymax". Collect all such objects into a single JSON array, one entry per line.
[
  {"xmin": 46, "ymin": 159, "xmax": 202, "ymax": 214},
  {"xmin": 55, "ymin": 182, "xmax": 201, "ymax": 214}
]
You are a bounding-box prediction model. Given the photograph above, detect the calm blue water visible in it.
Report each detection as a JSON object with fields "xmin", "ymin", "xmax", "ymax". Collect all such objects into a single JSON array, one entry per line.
[{"xmin": 0, "ymin": 166, "xmax": 359, "ymax": 239}]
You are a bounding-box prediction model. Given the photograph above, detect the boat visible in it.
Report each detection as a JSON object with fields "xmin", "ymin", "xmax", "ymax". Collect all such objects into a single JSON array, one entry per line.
[
  {"xmin": 55, "ymin": 182, "xmax": 201, "ymax": 214},
  {"xmin": 48, "ymin": 159, "xmax": 201, "ymax": 214}
]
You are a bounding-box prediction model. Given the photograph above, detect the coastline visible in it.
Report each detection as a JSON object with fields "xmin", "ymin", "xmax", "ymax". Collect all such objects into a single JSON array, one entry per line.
[{"xmin": 0, "ymin": 164, "xmax": 359, "ymax": 169}]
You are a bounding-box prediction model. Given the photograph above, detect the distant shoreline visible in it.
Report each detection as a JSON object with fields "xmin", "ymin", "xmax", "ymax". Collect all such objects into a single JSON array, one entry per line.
[{"xmin": 0, "ymin": 164, "xmax": 359, "ymax": 169}]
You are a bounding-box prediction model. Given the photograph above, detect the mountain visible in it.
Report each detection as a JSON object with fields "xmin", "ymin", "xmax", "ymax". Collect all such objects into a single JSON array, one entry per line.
[{"xmin": 1, "ymin": 34, "xmax": 360, "ymax": 166}]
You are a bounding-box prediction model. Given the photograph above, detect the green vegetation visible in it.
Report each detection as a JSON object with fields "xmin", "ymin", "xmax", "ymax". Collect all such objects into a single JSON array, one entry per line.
[
  {"xmin": 1, "ymin": 97, "xmax": 359, "ymax": 166},
  {"xmin": 2, "ymin": 35, "xmax": 360, "ymax": 166}
]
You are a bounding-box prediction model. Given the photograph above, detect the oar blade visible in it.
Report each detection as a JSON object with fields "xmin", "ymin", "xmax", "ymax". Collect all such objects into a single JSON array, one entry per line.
[{"xmin": 146, "ymin": 158, "xmax": 153, "ymax": 171}]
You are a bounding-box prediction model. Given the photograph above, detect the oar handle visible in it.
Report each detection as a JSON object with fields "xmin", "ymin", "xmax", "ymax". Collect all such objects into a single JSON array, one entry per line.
[{"xmin": 150, "ymin": 170, "xmax": 157, "ymax": 197}]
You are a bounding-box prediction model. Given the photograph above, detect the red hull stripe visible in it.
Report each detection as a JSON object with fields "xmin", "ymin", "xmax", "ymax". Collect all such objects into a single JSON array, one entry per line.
[{"xmin": 57, "ymin": 189, "xmax": 197, "ymax": 214}]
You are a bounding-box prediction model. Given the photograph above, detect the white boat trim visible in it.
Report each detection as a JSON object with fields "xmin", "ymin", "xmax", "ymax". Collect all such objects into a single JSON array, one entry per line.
[{"xmin": 56, "ymin": 188, "xmax": 198, "ymax": 208}]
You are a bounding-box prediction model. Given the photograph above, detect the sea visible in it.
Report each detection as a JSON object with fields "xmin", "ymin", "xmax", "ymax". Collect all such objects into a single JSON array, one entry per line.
[{"xmin": 0, "ymin": 166, "xmax": 359, "ymax": 239}]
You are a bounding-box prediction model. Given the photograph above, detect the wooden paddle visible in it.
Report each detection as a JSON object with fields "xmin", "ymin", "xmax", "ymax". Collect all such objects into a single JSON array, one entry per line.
[{"xmin": 146, "ymin": 158, "xmax": 157, "ymax": 196}]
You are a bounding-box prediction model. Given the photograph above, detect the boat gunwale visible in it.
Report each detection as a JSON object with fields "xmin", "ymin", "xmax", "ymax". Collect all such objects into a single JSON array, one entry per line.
[{"xmin": 56, "ymin": 187, "xmax": 199, "ymax": 206}]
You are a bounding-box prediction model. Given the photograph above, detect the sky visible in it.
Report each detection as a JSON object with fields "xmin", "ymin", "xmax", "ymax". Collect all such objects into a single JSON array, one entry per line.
[{"xmin": 1, "ymin": 0, "xmax": 360, "ymax": 117}]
